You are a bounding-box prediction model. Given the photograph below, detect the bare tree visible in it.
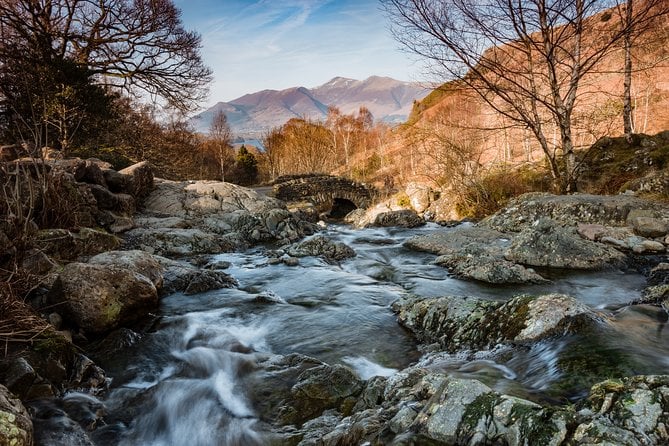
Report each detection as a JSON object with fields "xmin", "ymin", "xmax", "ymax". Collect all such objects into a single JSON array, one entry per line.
[
  {"xmin": 381, "ymin": 0, "xmax": 660, "ymax": 192},
  {"xmin": 614, "ymin": 0, "xmax": 669, "ymax": 141},
  {"xmin": 209, "ymin": 110, "xmax": 233, "ymax": 182},
  {"xmin": 0, "ymin": 0, "xmax": 211, "ymax": 112}
]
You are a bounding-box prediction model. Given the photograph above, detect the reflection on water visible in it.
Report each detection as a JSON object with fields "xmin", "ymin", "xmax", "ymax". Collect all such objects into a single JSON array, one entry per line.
[{"xmin": 78, "ymin": 223, "xmax": 667, "ymax": 444}]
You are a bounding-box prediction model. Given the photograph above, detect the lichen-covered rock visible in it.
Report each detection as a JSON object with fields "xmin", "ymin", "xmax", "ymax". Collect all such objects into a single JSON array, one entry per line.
[
  {"xmin": 482, "ymin": 193, "xmax": 669, "ymax": 233},
  {"xmin": 47, "ymin": 262, "xmax": 158, "ymax": 334},
  {"xmin": 123, "ymin": 227, "xmax": 235, "ymax": 256},
  {"xmin": 405, "ymin": 225, "xmax": 510, "ymax": 256},
  {"xmin": 573, "ymin": 376, "xmax": 669, "ymax": 445},
  {"xmin": 287, "ymin": 235, "xmax": 356, "ymax": 261},
  {"xmin": 393, "ymin": 293, "xmax": 598, "ymax": 352},
  {"xmin": 434, "ymin": 253, "xmax": 547, "ymax": 284},
  {"xmin": 87, "ymin": 250, "xmax": 164, "ymax": 289},
  {"xmin": 34, "ymin": 228, "xmax": 121, "ymax": 261},
  {"xmin": 0, "ymin": 384, "xmax": 33, "ymax": 446},
  {"xmin": 505, "ymin": 218, "xmax": 626, "ymax": 269}
]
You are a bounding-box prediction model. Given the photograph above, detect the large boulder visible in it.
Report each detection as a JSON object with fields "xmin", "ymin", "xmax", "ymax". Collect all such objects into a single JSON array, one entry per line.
[
  {"xmin": 87, "ymin": 250, "xmax": 164, "ymax": 289},
  {"xmin": 372, "ymin": 209, "xmax": 425, "ymax": 228},
  {"xmin": 504, "ymin": 218, "xmax": 626, "ymax": 269},
  {"xmin": 47, "ymin": 263, "xmax": 158, "ymax": 334},
  {"xmin": 0, "ymin": 384, "xmax": 33, "ymax": 446},
  {"xmin": 123, "ymin": 227, "xmax": 236, "ymax": 257},
  {"xmin": 393, "ymin": 293, "xmax": 599, "ymax": 352},
  {"xmin": 119, "ymin": 161, "xmax": 153, "ymax": 200},
  {"xmin": 434, "ymin": 253, "xmax": 547, "ymax": 284}
]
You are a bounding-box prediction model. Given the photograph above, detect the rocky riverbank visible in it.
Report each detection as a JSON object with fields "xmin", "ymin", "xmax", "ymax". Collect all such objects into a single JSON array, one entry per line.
[{"xmin": 2, "ymin": 156, "xmax": 669, "ymax": 445}]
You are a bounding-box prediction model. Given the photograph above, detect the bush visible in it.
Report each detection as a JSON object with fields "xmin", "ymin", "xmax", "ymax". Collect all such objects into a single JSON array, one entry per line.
[{"xmin": 454, "ymin": 165, "xmax": 551, "ymax": 219}]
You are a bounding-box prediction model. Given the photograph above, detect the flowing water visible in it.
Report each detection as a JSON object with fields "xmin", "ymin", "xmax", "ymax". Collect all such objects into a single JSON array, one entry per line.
[{"xmin": 44, "ymin": 223, "xmax": 669, "ymax": 444}]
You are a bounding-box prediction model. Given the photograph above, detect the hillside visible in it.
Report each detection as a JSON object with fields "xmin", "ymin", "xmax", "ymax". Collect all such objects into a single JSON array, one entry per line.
[
  {"xmin": 190, "ymin": 76, "xmax": 429, "ymax": 137},
  {"xmin": 396, "ymin": 2, "xmax": 669, "ymax": 173}
]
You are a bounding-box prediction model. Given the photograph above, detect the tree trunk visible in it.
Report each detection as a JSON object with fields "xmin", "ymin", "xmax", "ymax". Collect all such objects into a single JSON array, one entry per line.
[{"xmin": 623, "ymin": 0, "xmax": 635, "ymax": 142}]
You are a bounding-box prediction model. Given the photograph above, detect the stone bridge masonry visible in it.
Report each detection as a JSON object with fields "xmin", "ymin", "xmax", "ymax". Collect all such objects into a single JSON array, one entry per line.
[{"xmin": 272, "ymin": 174, "xmax": 378, "ymax": 216}]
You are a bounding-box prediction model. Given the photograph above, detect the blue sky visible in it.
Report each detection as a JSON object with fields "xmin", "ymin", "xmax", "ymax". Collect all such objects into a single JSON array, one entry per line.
[{"xmin": 174, "ymin": 0, "xmax": 423, "ymax": 107}]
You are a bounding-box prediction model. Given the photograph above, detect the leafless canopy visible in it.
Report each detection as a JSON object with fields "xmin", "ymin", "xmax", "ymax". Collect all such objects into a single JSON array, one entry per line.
[
  {"xmin": 0, "ymin": 0, "xmax": 212, "ymax": 111},
  {"xmin": 381, "ymin": 0, "xmax": 666, "ymax": 191}
]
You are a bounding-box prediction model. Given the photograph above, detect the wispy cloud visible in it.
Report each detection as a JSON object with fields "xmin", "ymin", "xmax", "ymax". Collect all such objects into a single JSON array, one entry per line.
[{"xmin": 175, "ymin": 0, "xmax": 422, "ymax": 105}]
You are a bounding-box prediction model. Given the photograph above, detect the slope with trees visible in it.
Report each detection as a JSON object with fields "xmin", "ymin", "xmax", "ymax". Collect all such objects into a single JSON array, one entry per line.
[{"xmin": 381, "ymin": 0, "xmax": 669, "ymax": 193}]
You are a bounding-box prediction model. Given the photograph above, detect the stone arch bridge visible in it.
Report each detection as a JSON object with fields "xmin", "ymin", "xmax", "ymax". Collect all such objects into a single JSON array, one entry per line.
[{"xmin": 272, "ymin": 174, "xmax": 378, "ymax": 217}]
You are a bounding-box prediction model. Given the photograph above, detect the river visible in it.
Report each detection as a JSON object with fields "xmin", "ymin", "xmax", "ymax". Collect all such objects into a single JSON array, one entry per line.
[{"xmin": 43, "ymin": 223, "xmax": 669, "ymax": 445}]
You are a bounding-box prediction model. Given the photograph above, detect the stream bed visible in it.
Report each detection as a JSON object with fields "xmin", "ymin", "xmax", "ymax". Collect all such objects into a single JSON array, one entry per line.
[{"xmin": 43, "ymin": 223, "xmax": 669, "ymax": 445}]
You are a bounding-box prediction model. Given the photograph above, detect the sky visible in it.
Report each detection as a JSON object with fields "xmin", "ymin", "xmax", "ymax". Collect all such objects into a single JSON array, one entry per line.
[{"xmin": 173, "ymin": 0, "xmax": 424, "ymax": 107}]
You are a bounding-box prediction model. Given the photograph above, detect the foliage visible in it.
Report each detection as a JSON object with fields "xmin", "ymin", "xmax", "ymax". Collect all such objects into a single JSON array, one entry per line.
[
  {"xmin": 0, "ymin": 0, "xmax": 211, "ymax": 151},
  {"xmin": 454, "ymin": 166, "xmax": 552, "ymax": 219},
  {"xmin": 232, "ymin": 146, "xmax": 259, "ymax": 186}
]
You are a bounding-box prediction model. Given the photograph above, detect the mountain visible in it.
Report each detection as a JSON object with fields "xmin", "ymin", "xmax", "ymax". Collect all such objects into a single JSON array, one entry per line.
[{"xmin": 190, "ymin": 76, "xmax": 429, "ymax": 137}]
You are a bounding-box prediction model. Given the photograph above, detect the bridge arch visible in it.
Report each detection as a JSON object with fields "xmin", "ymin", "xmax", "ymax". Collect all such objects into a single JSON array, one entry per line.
[{"xmin": 272, "ymin": 175, "xmax": 378, "ymax": 216}]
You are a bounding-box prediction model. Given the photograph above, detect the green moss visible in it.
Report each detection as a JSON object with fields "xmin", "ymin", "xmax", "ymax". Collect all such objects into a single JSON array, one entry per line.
[
  {"xmin": 510, "ymin": 404, "xmax": 562, "ymax": 445},
  {"xmin": 458, "ymin": 392, "xmax": 500, "ymax": 435}
]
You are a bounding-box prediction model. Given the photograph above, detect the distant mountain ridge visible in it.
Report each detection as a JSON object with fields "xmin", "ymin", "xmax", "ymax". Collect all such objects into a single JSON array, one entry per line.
[{"xmin": 191, "ymin": 76, "xmax": 430, "ymax": 137}]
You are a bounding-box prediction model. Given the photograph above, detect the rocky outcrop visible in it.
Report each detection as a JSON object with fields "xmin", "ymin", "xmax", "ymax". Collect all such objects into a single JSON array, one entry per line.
[
  {"xmin": 482, "ymin": 192, "xmax": 669, "ymax": 233},
  {"xmin": 0, "ymin": 384, "xmax": 33, "ymax": 446},
  {"xmin": 406, "ymin": 226, "xmax": 547, "ymax": 284},
  {"xmin": 125, "ymin": 180, "xmax": 316, "ymax": 256},
  {"xmin": 505, "ymin": 218, "xmax": 627, "ymax": 269},
  {"xmin": 300, "ymin": 370, "xmax": 669, "ymax": 446},
  {"xmin": 393, "ymin": 293, "xmax": 599, "ymax": 352}
]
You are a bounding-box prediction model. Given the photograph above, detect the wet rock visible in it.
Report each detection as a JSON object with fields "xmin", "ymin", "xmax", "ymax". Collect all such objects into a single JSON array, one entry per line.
[
  {"xmin": 505, "ymin": 218, "xmax": 626, "ymax": 269},
  {"xmin": 287, "ymin": 235, "xmax": 356, "ymax": 261},
  {"xmin": 183, "ymin": 269, "xmax": 238, "ymax": 295},
  {"xmin": 372, "ymin": 209, "xmax": 425, "ymax": 228},
  {"xmin": 155, "ymin": 256, "xmax": 237, "ymax": 295},
  {"xmin": 648, "ymin": 263, "xmax": 669, "ymax": 286},
  {"xmin": 278, "ymin": 364, "xmax": 363, "ymax": 425},
  {"xmin": 47, "ymin": 262, "xmax": 158, "ymax": 334},
  {"xmin": 88, "ymin": 250, "xmax": 164, "ymax": 289},
  {"xmin": 0, "ymin": 384, "xmax": 33, "ymax": 446},
  {"xmin": 3, "ymin": 358, "xmax": 36, "ymax": 398},
  {"xmin": 393, "ymin": 293, "xmax": 599, "ymax": 352}
]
